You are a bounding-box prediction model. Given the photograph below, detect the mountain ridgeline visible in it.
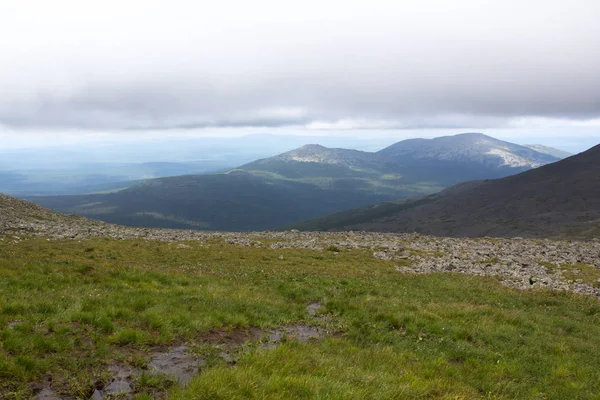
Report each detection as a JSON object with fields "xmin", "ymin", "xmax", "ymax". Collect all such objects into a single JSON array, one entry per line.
[
  {"xmin": 243, "ymin": 133, "xmax": 558, "ymax": 184},
  {"xmin": 524, "ymin": 144, "xmax": 573, "ymax": 159},
  {"xmin": 27, "ymin": 133, "xmax": 561, "ymax": 231},
  {"xmin": 292, "ymin": 143, "xmax": 600, "ymax": 238}
]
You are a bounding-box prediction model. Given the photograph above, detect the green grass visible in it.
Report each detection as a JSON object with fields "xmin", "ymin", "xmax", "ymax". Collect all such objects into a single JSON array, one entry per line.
[{"xmin": 1, "ymin": 236, "xmax": 600, "ymax": 399}]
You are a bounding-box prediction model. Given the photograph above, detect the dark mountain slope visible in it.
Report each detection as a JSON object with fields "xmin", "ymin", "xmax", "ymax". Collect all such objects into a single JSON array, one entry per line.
[{"xmin": 292, "ymin": 144, "xmax": 600, "ymax": 238}]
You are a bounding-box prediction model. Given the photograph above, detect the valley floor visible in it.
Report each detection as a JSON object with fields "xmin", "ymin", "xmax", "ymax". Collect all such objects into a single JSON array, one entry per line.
[{"xmin": 1, "ymin": 229, "xmax": 599, "ymax": 399}]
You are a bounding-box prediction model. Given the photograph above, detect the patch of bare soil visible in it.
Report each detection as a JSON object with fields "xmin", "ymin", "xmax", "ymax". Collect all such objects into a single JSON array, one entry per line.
[{"xmin": 39, "ymin": 302, "xmax": 337, "ymax": 399}]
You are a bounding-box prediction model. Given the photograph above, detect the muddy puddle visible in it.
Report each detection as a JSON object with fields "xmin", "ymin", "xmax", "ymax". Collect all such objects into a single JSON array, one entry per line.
[{"xmin": 34, "ymin": 301, "xmax": 335, "ymax": 399}]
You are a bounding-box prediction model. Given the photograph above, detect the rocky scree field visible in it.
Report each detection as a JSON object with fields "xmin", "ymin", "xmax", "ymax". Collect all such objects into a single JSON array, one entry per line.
[{"xmin": 1, "ymin": 194, "xmax": 600, "ymax": 399}]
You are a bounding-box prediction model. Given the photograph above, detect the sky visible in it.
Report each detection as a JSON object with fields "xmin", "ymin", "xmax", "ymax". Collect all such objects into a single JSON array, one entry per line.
[{"xmin": 1, "ymin": 0, "xmax": 599, "ymax": 152}]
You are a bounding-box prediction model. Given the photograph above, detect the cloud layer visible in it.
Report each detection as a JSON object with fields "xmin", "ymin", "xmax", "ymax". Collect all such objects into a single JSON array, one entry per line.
[{"xmin": 1, "ymin": 0, "xmax": 600, "ymax": 130}]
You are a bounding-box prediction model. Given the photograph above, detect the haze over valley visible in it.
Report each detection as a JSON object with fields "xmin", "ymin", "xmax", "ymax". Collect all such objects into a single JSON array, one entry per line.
[{"xmin": 27, "ymin": 132, "xmax": 568, "ymax": 231}]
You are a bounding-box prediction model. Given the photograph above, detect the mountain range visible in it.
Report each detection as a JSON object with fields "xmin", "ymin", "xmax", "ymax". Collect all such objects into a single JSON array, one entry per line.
[
  {"xmin": 26, "ymin": 133, "xmax": 562, "ymax": 231},
  {"xmin": 293, "ymin": 143, "xmax": 600, "ymax": 238},
  {"xmin": 0, "ymin": 133, "xmax": 438, "ymax": 197},
  {"xmin": 244, "ymin": 133, "xmax": 559, "ymax": 184}
]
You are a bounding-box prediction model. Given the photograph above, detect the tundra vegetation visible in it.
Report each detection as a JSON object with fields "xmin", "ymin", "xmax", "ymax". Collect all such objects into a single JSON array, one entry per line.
[{"xmin": 1, "ymin": 234, "xmax": 599, "ymax": 399}]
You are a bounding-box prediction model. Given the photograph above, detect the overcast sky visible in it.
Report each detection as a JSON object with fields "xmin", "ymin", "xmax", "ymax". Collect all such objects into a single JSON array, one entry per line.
[{"xmin": 1, "ymin": 0, "xmax": 599, "ymax": 150}]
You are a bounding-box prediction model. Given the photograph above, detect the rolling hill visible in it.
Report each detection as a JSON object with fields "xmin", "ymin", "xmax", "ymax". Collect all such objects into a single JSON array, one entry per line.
[
  {"xmin": 28, "ymin": 170, "xmax": 410, "ymax": 231},
  {"xmin": 26, "ymin": 133, "xmax": 560, "ymax": 231},
  {"xmin": 292, "ymin": 143, "xmax": 600, "ymax": 238}
]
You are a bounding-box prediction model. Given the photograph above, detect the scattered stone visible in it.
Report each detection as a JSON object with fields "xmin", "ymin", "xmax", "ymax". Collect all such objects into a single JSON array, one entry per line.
[
  {"xmin": 107, "ymin": 363, "xmax": 137, "ymax": 380},
  {"xmin": 103, "ymin": 380, "xmax": 132, "ymax": 396},
  {"xmin": 307, "ymin": 302, "xmax": 322, "ymax": 318},
  {"xmin": 218, "ymin": 352, "xmax": 234, "ymax": 363},
  {"xmin": 386, "ymin": 236, "xmax": 600, "ymax": 297},
  {"xmin": 35, "ymin": 388, "xmax": 62, "ymax": 400},
  {"xmin": 4, "ymin": 205, "xmax": 599, "ymax": 298},
  {"xmin": 8, "ymin": 320, "xmax": 23, "ymax": 330}
]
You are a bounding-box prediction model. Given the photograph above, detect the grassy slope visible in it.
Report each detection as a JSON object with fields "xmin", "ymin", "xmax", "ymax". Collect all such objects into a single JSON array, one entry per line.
[{"xmin": 1, "ymin": 236, "xmax": 600, "ymax": 399}]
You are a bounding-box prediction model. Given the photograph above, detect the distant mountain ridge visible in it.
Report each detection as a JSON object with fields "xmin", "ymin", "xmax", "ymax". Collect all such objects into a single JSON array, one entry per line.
[
  {"xmin": 524, "ymin": 144, "xmax": 573, "ymax": 159},
  {"xmin": 240, "ymin": 144, "xmax": 393, "ymax": 179},
  {"xmin": 378, "ymin": 132, "xmax": 556, "ymax": 168},
  {"xmin": 27, "ymin": 133, "xmax": 561, "ymax": 231},
  {"xmin": 242, "ymin": 132, "xmax": 560, "ymax": 185},
  {"xmin": 292, "ymin": 144, "xmax": 600, "ymax": 238},
  {"xmin": 266, "ymin": 144, "xmax": 374, "ymax": 165}
]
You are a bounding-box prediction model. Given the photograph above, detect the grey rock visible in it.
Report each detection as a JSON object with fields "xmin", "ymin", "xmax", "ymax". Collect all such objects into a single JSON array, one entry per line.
[
  {"xmin": 35, "ymin": 388, "xmax": 62, "ymax": 400},
  {"xmin": 218, "ymin": 352, "xmax": 234, "ymax": 363},
  {"xmin": 103, "ymin": 380, "xmax": 131, "ymax": 396},
  {"xmin": 307, "ymin": 302, "xmax": 322, "ymax": 318},
  {"xmin": 90, "ymin": 390, "xmax": 103, "ymax": 400}
]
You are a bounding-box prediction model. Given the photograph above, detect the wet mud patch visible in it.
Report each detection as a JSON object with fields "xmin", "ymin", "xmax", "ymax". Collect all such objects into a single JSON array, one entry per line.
[
  {"xmin": 30, "ymin": 303, "xmax": 339, "ymax": 399},
  {"xmin": 260, "ymin": 301, "xmax": 337, "ymax": 349},
  {"xmin": 32, "ymin": 375, "xmax": 76, "ymax": 400},
  {"xmin": 147, "ymin": 345, "xmax": 200, "ymax": 386},
  {"xmin": 198, "ymin": 326, "xmax": 265, "ymax": 347},
  {"xmin": 261, "ymin": 324, "xmax": 325, "ymax": 349}
]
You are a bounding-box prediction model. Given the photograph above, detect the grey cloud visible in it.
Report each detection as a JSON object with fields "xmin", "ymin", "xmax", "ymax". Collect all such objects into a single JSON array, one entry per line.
[{"xmin": 1, "ymin": 0, "xmax": 600, "ymax": 130}]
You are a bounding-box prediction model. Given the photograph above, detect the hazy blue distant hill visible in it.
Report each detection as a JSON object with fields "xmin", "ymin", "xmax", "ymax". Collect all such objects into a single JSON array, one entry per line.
[
  {"xmin": 0, "ymin": 133, "xmax": 410, "ymax": 196},
  {"xmin": 28, "ymin": 133, "xmax": 561, "ymax": 231},
  {"xmin": 0, "ymin": 161, "xmax": 231, "ymax": 196},
  {"xmin": 242, "ymin": 133, "xmax": 560, "ymax": 186},
  {"xmin": 292, "ymin": 144, "xmax": 600, "ymax": 238},
  {"xmin": 377, "ymin": 132, "xmax": 558, "ymax": 182},
  {"xmin": 524, "ymin": 144, "xmax": 573, "ymax": 159}
]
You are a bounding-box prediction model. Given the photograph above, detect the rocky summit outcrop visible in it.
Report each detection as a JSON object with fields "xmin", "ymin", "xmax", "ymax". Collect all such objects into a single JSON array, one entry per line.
[
  {"xmin": 377, "ymin": 132, "xmax": 558, "ymax": 169},
  {"xmin": 2, "ymin": 193, "xmax": 600, "ymax": 299}
]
